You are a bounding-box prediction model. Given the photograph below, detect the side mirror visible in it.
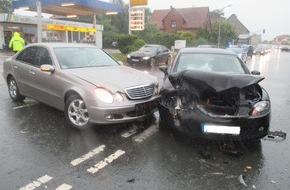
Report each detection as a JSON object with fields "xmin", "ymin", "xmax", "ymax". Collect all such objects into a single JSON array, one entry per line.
[
  {"xmin": 40, "ymin": 64, "xmax": 55, "ymax": 73},
  {"xmin": 251, "ymin": 70, "xmax": 260, "ymax": 75},
  {"xmin": 159, "ymin": 66, "xmax": 168, "ymax": 76}
]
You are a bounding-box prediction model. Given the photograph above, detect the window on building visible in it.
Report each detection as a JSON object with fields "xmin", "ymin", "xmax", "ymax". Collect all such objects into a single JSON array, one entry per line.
[{"xmin": 171, "ymin": 21, "xmax": 176, "ymax": 28}]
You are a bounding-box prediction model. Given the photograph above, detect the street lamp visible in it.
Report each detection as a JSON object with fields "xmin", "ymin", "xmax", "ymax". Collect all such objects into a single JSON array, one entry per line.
[{"xmin": 217, "ymin": 5, "xmax": 232, "ymax": 48}]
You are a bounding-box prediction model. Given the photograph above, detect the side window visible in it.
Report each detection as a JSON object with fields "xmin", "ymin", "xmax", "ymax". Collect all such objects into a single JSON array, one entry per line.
[
  {"xmin": 35, "ymin": 47, "xmax": 52, "ymax": 66},
  {"xmin": 16, "ymin": 46, "xmax": 37, "ymax": 65}
]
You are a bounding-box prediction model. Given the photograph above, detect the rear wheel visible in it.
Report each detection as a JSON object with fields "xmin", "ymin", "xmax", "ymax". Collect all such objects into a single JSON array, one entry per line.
[
  {"xmin": 8, "ymin": 77, "xmax": 25, "ymax": 102},
  {"xmin": 64, "ymin": 94, "xmax": 90, "ymax": 129}
]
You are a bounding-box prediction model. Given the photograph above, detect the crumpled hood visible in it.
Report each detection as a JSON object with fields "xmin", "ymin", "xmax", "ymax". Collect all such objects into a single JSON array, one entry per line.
[
  {"xmin": 167, "ymin": 70, "xmax": 264, "ymax": 93},
  {"xmin": 63, "ymin": 65, "xmax": 157, "ymax": 92}
]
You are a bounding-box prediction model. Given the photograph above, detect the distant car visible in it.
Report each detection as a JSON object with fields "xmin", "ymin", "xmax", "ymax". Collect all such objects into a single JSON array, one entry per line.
[
  {"xmin": 241, "ymin": 44, "xmax": 254, "ymax": 58},
  {"xmin": 158, "ymin": 48, "xmax": 271, "ymax": 141},
  {"xmin": 253, "ymin": 47, "xmax": 266, "ymax": 55},
  {"xmin": 127, "ymin": 44, "xmax": 171, "ymax": 67},
  {"xmin": 226, "ymin": 47, "xmax": 247, "ymax": 63},
  {"xmin": 3, "ymin": 43, "xmax": 160, "ymax": 129},
  {"xmin": 281, "ymin": 46, "xmax": 290, "ymax": 52}
]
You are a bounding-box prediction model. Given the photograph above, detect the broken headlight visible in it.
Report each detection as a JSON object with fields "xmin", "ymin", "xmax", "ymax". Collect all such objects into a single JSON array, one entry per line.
[{"xmin": 251, "ymin": 101, "xmax": 270, "ymax": 116}]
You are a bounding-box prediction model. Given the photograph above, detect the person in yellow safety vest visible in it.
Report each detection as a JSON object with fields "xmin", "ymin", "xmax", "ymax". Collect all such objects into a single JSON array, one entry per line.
[{"xmin": 9, "ymin": 32, "xmax": 25, "ymax": 53}]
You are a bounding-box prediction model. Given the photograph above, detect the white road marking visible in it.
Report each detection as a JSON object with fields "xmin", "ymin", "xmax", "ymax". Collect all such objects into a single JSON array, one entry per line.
[
  {"xmin": 121, "ymin": 125, "xmax": 138, "ymax": 138},
  {"xmin": 71, "ymin": 145, "xmax": 106, "ymax": 166},
  {"xmin": 19, "ymin": 174, "xmax": 53, "ymax": 190},
  {"xmin": 134, "ymin": 125, "xmax": 158, "ymax": 142},
  {"xmin": 55, "ymin": 184, "xmax": 72, "ymax": 190},
  {"xmin": 87, "ymin": 149, "xmax": 125, "ymax": 174}
]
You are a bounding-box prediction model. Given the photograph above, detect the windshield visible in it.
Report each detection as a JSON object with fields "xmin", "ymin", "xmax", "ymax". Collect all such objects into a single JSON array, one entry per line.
[
  {"xmin": 174, "ymin": 53, "xmax": 246, "ymax": 74},
  {"xmin": 54, "ymin": 47, "xmax": 119, "ymax": 69},
  {"xmin": 140, "ymin": 46, "xmax": 158, "ymax": 53}
]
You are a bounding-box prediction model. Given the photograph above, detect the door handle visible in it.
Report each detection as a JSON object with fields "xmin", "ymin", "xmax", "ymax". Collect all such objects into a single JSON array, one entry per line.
[
  {"xmin": 13, "ymin": 65, "xmax": 18, "ymax": 69},
  {"xmin": 29, "ymin": 70, "xmax": 35, "ymax": 75}
]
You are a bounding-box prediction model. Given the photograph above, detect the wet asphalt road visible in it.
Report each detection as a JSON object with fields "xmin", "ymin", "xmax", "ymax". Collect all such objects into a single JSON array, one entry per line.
[{"xmin": 0, "ymin": 48, "xmax": 289, "ymax": 190}]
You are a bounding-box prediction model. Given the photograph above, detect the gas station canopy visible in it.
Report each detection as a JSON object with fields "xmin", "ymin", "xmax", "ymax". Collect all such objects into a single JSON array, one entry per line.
[{"xmin": 13, "ymin": 0, "xmax": 123, "ymax": 16}]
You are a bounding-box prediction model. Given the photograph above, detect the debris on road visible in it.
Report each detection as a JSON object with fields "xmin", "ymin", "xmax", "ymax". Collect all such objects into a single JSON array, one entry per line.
[
  {"xmin": 238, "ymin": 174, "xmax": 248, "ymax": 187},
  {"xmin": 264, "ymin": 131, "xmax": 287, "ymax": 141}
]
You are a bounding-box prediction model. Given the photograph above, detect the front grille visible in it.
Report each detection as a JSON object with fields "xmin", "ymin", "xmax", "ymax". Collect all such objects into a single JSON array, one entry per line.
[{"xmin": 125, "ymin": 84, "xmax": 155, "ymax": 100}]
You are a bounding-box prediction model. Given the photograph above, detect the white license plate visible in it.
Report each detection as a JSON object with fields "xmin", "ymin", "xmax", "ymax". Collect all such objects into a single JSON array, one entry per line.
[
  {"xmin": 132, "ymin": 59, "xmax": 139, "ymax": 62},
  {"xmin": 202, "ymin": 124, "xmax": 240, "ymax": 135}
]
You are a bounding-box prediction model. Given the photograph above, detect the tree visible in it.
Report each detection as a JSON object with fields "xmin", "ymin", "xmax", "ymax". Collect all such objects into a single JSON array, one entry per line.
[
  {"xmin": 211, "ymin": 20, "xmax": 236, "ymax": 47},
  {"xmin": 0, "ymin": 0, "xmax": 13, "ymax": 14}
]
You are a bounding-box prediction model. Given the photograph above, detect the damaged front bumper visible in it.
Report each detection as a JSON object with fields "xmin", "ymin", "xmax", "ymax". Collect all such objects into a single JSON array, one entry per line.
[{"xmin": 171, "ymin": 107, "xmax": 270, "ymax": 141}]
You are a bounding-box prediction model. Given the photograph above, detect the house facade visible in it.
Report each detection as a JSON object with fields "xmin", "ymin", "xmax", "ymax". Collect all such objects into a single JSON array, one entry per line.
[
  {"xmin": 149, "ymin": 6, "xmax": 211, "ymax": 34},
  {"xmin": 226, "ymin": 14, "xmax": 249, "ymax": 36}
]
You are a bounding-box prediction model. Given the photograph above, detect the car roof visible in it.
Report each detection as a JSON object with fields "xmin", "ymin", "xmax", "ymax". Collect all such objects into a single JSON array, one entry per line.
[
  {"xmin": 26, "ymin": 42, "xmax": 97, "ymax": 48},
  {"xmin": 143, "ymin": 44, "xmax": 161, "ymax": 47},
  {"xmin": 179, "ymin": 47, "xmax": 237, "ymax": 55}
]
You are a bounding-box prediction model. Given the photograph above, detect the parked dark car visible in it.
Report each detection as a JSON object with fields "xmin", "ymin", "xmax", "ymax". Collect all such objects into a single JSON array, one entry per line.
[
  {"xmin": 127, "ymin": 44, "xmax": 171, "ymax": 67},
  {"xmin": 3, "ymin": 43, "xmax": 160, "ymax": 130},
  {"xmin": 158, "ymin": 48, "xmax": 271, "ymax": 142}
]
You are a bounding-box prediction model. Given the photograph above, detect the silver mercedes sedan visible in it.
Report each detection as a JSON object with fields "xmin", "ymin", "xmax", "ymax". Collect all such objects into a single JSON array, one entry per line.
[{"xmin": 3, "ymin": 43, "xmax": 160, "ymax": 129}]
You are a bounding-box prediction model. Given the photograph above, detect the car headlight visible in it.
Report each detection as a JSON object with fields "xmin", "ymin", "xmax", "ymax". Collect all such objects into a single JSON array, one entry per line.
[
  {"xmin": 251, "ymin": 101, "xmax": 270, "ymax": 116},
  {"xmin": 127, "ymin": 54, "xmax": 131, "ymax": 58},
  {"xmin": 142, "ymin": 56, "xmax": 150, "ymax": 60},
  {"xmin": 154, "ymin": 83, "xmax": 159, "ymax": 95},
  {"xmin": 95, "ymin": 88, "xmax": 114, "ymax": 103},
  {"xmin": 114, "ymin": 92, "xmax": 124, "ymax": 102}
]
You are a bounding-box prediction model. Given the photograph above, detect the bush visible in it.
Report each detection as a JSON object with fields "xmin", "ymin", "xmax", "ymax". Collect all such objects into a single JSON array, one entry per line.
[{"xmin": 117, "ymin": 34, "xmax": 138, "ymax": 54}]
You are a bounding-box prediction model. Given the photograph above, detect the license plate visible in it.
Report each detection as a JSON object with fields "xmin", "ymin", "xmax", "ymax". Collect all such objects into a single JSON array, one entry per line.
[
  {"xmin": 201, "ymin": 124, "xmax": 240, "ymax": 135},
  {"xmin": 132, "ymin": 59, "xmax": 139, "ymax": 62}
]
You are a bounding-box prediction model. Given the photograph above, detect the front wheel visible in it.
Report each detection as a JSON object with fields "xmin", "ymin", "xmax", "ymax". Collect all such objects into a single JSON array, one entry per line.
[
  {"xmin": 148, "ymin": 58, "xmax": 156, "ymax": 67},
  {"xmin": 8, "ymin": 77, "xmax": 25, "ymax": 102},
  {"xmin": 158, "ymin": 104, "xmax": 174, "ymax": 130},
  {"xmin": 64, "ymin": 94, "xmax": 91, "ymax": 129}
]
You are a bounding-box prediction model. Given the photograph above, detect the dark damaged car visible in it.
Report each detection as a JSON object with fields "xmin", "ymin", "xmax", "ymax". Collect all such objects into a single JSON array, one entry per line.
[{"xmin": 158, "ymin": 48, "xmax": 271, "ymax": 141}]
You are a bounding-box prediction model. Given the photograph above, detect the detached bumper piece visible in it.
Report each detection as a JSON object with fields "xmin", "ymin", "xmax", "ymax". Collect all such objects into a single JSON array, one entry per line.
[{"xmin": 265, "ymin": 131, "xmax": 287, "ymax": 141}]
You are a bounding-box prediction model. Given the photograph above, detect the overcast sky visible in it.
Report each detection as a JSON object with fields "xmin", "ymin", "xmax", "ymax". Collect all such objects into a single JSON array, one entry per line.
[{"xmin": 125, "ymin": 0, "xmax": 290, "ymax": 41}]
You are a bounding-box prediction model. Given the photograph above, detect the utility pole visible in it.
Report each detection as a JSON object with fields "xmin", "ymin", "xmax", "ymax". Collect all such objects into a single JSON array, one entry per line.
[{"xmin": 218, "ymin": 5, "xmax": 232, "ymax": 48}]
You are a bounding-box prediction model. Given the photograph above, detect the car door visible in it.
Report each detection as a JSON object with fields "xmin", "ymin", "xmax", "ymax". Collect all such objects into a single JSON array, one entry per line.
[
  {"xmin": 28, "ymin": 46, "xmax": 63, "ymax": 109},
  {"xmin": 13, "ymin": 46, "xmax": 38, "ymax": 96}
]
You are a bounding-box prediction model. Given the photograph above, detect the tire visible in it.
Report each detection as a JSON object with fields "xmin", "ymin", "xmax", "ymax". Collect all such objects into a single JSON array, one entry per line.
[
  {"xmin": 148, "ymin": 58, "xmax": 155, "ymax": 67},
  {"xmin": 158, "ymin": 104, "xmax": 174, "ymax": 130},
  {"xmin": 64, "ymin": 94, "xmax": 90, "ymax": 129},
  {"xmin": 8, "ymin": 77, "xmax": 25, "ymax": 102}
]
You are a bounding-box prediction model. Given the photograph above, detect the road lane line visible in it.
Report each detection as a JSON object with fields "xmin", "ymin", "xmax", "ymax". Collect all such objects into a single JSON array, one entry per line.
[
  {"xmin": 87, "ymin": 149, "xmax": 125, "ymax": 174},
  {"xmin": 19, "ymin": 174, "xmax": 53, "ymax": 190},
  {"xmin": 121, "ymin": 125, "xmax": 138, "ymax": 138},
  {"xmin": 134, "ymin": 125, "xmax": 158, "ymax": 142},
  {"xmin": 55, "ymin": 184, "xmax": 72, "ymax": 190},
  {"xmin": 71, "ymin": 145, "xmax": 105, "ymax": 166}
]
